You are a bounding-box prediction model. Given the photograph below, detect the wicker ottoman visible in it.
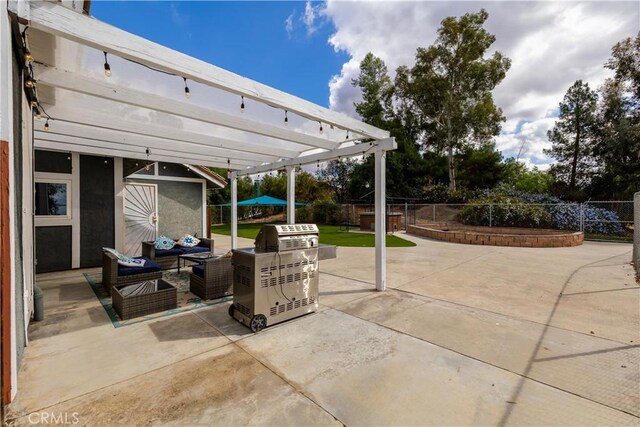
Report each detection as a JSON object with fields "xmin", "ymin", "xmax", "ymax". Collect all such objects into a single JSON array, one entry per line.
[
  {"xmin": 112, "ymin": 279, "xmax": 177, "ymax": 320},
  {"xmin": 189, "ymin": 257, "xmax": 233, "ymax": 300}
]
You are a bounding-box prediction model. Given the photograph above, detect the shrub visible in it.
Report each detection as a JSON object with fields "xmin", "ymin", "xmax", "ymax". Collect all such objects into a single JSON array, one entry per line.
[
  {"xmin": 295, "ymin": 205, "xmax": 312, "ymax": 223},
  {"xmin": 458, "ymin": 190, "xmax": 625, "ymax": 234},
  {"xmin": 421, "ymin": 184, "xmax": 470, "ymax": 203},
  {"xmin": 312, "ymin": 200, "xmax": 341, "ymax": 225},
  {"xmin": 458, "ymin": 195, "xmax": 552, "ymax": 228}
]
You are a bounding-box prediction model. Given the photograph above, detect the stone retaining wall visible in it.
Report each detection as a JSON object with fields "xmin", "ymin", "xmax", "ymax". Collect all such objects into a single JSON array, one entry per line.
[{"xmin": 407, "ymin": 225, "xmax": 583, "ymax": 248}]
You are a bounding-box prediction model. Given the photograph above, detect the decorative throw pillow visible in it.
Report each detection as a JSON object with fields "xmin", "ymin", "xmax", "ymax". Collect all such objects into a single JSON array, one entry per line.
[
  {"xmin": 176, "ymin": 234, "xmax": 200, "ymax": 248},
  {"xmin": 117, "ymin": 258, "xmax": 146, "ymax": 268},
  {"xmin": 154, "ymin": 235, "xmax": 175, "ymax": 250},
  {"xmin": 104, "ymin": 247, "xmax": 144, "ymax": 267}
]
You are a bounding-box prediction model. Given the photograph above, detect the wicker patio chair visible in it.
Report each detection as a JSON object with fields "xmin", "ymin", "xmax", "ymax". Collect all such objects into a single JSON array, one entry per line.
[
  {"xmin": 189, "ymin": 256, "xmax": 233, "ymax": 300},
  {"xmin": 102, "ymin": 251, "xmax": 162, "ymax": 296}
]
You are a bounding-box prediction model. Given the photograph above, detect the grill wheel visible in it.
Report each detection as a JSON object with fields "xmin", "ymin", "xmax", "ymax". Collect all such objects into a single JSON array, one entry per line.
[{"xmin": 250, "ymin": 314, "xmax": 267, "ymax": 333}]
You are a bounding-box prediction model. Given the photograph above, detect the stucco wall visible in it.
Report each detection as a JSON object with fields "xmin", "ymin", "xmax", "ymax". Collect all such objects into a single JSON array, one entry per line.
[
  {"xmin": 634, "ymin": 192, "xmax": 639, "ymax": 274},
  {"xmin": 132, "ymin": 179, "xmax": 203, "ymax": 239}
]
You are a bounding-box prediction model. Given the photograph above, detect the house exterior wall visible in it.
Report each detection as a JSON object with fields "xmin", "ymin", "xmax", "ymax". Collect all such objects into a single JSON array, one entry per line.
[{"xmin": 130, "ymin": 179, "xmax": 204, "ymax": 239}]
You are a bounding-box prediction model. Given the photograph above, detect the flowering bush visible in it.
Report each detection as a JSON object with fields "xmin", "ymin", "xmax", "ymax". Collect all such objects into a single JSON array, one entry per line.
[
  {"xmin": 458, "ymin": 190, "xmax": 625, "ymax": 235},
  {"xmin": 458, "ymin": 195, "xmax": 552, "ymax": 228}
]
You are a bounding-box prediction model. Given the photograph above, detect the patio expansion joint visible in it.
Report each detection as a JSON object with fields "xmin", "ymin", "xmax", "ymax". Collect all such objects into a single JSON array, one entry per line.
[
  {"xmin": 231, "ymin": 339, "xmax": 345, "ymax": 426},
  {"xmin": 332, "ymin": 306, "xmax": 640, "ymax": 420}
]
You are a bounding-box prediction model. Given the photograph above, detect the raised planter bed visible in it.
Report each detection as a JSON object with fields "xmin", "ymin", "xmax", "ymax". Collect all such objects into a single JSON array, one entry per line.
[{"xmin": 407, "ymin": 224, "xmax": 583, "ymax": 248}]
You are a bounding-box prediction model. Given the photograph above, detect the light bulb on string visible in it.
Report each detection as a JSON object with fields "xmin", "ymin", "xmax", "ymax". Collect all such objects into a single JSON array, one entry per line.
[
  {"xmin": 345, "ymin": 130, "xmax": 349, "ymax": 140},
  {"xmin": 144, "ymin": 148, "xmax": 151, "ymax": 171},
  {"xmin": 284, "ymin": 110, "xmax": 288, "ymax": 126},
  {"xmin": 25, "ymin": 78, "xmax": 34, "ymax": 88},
  {"xmin": 227, "ymin": 159, "xmax": 231, "ymax": 178},
  {"xmin": 44, "ymin": 119, "xmax": 49, "ymax": 131},
  {"xmin": 103, "ymin": 52, "xmax": 111, "ymax": 77},
  {"xmin": 24, "ymin": 48, "xmax": 33, "ymax": 64},
  {"xmin": 30, "ymin": 100, "xmax": 37, "ymax": 108},
  {"xmin": 319, "ymin": 122, "xmax": 323, "ymax": 134},
  {"xmin": 183, "ymin": 77, "xmax": 190, "ymax": 98},
  {"xmin": 34, "ymin": 108, "xmax": 41, "ymax": 119},
  {"xmin": 240, "ymin": 96, "xmax": 245, "ymax": 113}
]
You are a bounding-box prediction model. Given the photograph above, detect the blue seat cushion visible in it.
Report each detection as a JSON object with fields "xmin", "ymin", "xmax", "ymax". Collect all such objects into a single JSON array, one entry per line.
[
  {"xmin": 180, "ymin": 246, "xmax": 209, "ymax": 254},
  {"xmin": 192, "ymin": 264, "xmax": 205, "ymax": 278},
  {"xmin": 118, "ymin": 257, "xmax": 161, "ymax": 276},
  {"xmin": 154, "ymin": 248, "xmax": 184, "ymax": 257}
]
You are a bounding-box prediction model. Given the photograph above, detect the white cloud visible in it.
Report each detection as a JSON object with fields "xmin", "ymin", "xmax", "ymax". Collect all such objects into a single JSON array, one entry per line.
[
  {"xmin": 302, "ymin": 1, "xmax": 327, "ymax": 36},
  {"xmin": 320, "ymin": 0, "xmax": 640, "ymax": 168},
  {"xmin": 285, "ymin": 11, "xmax": 295, "ymax": 39}
]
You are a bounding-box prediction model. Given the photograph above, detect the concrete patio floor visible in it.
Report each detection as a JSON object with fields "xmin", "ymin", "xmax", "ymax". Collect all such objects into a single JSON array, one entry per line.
[{"xmin": 6, "ymin": 233, "xmax": 639, "ymax": 426}]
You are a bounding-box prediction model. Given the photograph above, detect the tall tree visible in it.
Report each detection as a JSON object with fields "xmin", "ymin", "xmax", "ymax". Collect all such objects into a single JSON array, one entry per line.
[
  {"xmin": 544, "ymin": 80, "xmax": 598, "ymax": 191},
  {"xmin": 317, "ymin": 159, "xmax": 358, "ymax": 203},
  {"xmin": 590, "ymin": 34, "xmax": 640, "ymax": 199},
  {"xmin": 350, "ymin": 53, "xmax": 428, "ymax": 199},
  {"xmin": 395, "ymin": 9, "xmax": 511, "ymax": 190}
]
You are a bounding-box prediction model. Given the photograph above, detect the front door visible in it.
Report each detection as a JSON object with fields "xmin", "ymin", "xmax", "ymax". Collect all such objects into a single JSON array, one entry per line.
[{"xmin": 123, "ymin": 183, "xmax": 158, "ymax": 257}]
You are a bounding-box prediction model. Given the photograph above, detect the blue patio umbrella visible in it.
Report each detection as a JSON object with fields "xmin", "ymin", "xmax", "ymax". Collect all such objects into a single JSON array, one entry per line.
[{"xmin": 221, "ymin": 195, "xmax": 305, "ymax": 207}]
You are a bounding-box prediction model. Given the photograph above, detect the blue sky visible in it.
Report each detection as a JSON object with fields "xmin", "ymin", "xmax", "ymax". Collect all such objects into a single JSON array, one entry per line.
[{"xmin": 91, "ymin": 1, "xmax": 347, "ymax": 108}]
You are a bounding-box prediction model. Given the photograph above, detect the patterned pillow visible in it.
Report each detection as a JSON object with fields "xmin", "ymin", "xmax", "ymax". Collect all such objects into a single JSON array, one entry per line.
[
  {"xmin": 176, "ymin": 234, "xmax": 200, "ymax": 248},
  {"xmin": 117, "ymin": 257, "xmax": 146, "ymax": 268},
  {"xmin": 103, "ymin": 247, "xmax": 144, "ymax": 267},
  {"xmin": 154, "ymin": 235, "xmax": 175, "ymax": 250},
  {"xmin": 103, "ymin": 247, "xmax": 126, "ymax": 261}
]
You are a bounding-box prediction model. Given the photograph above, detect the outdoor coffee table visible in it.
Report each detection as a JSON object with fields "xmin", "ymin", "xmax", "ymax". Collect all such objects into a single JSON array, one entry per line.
[
  {"xmin": 112, "ymin": 279, "xmax": 177, "ymax": 320},
  {"xmin": 178, "ymin": 252, "xmax": 216, "ymax": 273}
]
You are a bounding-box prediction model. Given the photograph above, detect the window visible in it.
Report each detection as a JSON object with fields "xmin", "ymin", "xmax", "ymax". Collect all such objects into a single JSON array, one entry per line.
[{"xmin": 35, "ymin": 180, "xmax": 70, "ymax": 217}]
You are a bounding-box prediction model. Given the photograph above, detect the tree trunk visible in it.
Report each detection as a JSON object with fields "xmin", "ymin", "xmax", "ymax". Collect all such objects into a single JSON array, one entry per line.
[
  {"xmin": 569, "ymin": 116, "xmax": 581, "ymax": 190},
  {"xmin": 448, "ymin": 146, "xmax": 456, "ymax": 191}
]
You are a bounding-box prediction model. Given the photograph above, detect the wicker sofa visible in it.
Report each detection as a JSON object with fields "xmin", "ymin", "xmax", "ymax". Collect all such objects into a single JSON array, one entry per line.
[
  {"xmin": 141, "ymin": 237, "xmax": 214, "ymax": 270},
  {"xmin": 189, "ymin": 256, "xmax": 233, "ymax": 300},
  {"xmin": 102, "ymin": 251, "xmax": 162, "ymax": 296}
]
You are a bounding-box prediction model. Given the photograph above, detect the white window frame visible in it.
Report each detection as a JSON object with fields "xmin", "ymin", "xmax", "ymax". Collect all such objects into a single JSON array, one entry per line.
[{"xmin": 34, "ymin": 173, "xmax": 73, "ymax": 225}]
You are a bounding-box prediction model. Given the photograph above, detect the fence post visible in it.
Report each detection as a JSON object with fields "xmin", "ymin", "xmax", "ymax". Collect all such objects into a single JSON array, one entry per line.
[
  {"xmin": 432, "ymin": 204, "xmax": 436, "ymax": 223},
  {"xmin": 404, "ymin": 202, "xmax": 408, "ymax": 230},
  {"xmin": 579, "ymin": 203, "xmax": 584, "ymax": 232},
  {"xmin": 489, "ymin": 204, "xmax": 493, "ymax": 227}
]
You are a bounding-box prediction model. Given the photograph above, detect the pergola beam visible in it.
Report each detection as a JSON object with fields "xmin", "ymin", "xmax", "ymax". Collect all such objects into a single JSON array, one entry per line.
[
  {"xmin": 39, "ymin": 104, "xmax": 301, "ymax": 160},
  {"xmin": 15, "ymin": 1, "xmax": 390, "ymax": 140},
  {"xmin": 34, "ymin": 63, "xmax": 338, "ymax": 151},
  {"xmin": 34, "ymin": 139, "xmax": 240, "ymax": 169},
  {"xmin": 33, "ymin": 121, "xmax": 280, "ymax": 164},
  {"xmin": 236, "ymin": 138, "xmax": 397, "ymax": 176}
]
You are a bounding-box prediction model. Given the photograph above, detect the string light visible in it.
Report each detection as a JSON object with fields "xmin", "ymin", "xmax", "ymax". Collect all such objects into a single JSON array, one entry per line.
[
  {"xmin": 284, "ymin": 110, "xmax": 288, "ymax": 126},
  {"xmin": 103, "ymin": 52, "xmax": 111, "ymax": 77},
  {"xmin": 22, "ymin": 28, "xmax": 33, "ymax": 64},
  {"xmin": 24, "ymin": 78, "xmax": 34, "ymax": 88},
  {"xmin": 145, "ymin": 148, "xmax": 151, "ymax": 171},
  {"xmin": 240, "ymin": 96, "xmax": 245, "ymax": 113},
  {"xmin": 30, "ymin": 100, "xmax": 37, "ymax": 108},
  {"xmin": 319, "ymin": 121, "xmax": 323, "ymax": 134},
  {"xmin": 227, "ymin": 159, "xmax": 231, "ymax": 178},
  {"xmin": 24, "ymin": 48, "xmax": 33, "ymax": 64},
  {"xmin": 44, "ymin": 119, "xmax": 49, "ymax": 131},
  {"xmin": 316, "ymin": 160, "xmax": 320, "ymax": 170},
  {"xmin": 34, "ymin": 107, "xmax": 41, "ymax": 119},
  {"xmin": 183, "ymin": 77, "xmax": 190, "ymax": 98},
  {"xmin": 346, "ymin": 130, "xmax": 349, "ymax": 140}
]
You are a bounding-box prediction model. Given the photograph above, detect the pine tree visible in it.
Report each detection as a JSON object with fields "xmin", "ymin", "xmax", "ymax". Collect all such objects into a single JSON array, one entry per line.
[{"xmin": 544, "ymin": 80, "xmax": 598, "ymax": 191}]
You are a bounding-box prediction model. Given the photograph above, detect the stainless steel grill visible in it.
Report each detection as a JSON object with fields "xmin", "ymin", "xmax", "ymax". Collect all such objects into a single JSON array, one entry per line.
[{"xmin": 229, "ymin": 224, "xmax": 320, "ymax": 332}]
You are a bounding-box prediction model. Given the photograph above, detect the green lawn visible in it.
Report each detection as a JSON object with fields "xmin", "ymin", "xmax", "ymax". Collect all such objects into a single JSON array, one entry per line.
[{"xmin": 212, "ymin": 223, "xmax": 416, "ymax": 248}]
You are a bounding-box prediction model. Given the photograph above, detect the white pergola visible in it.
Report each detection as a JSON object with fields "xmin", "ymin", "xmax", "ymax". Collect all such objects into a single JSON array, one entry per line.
[{"xmin": 8, "ymin": 1, "xmax": 396, "ymax": 290}]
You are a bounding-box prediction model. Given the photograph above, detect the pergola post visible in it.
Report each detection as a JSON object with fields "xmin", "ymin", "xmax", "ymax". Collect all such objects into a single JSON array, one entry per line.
[
  {"xmin": 230, "ymin": 172, "xmax": 238, "ymax": 250},
  {"xmin": 374, "ymin": 149, "xmax": 386, "ymax": 291},
  {"xmin": 286, "ymin": 166, "xmax": 296, "ymax": 224}
]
